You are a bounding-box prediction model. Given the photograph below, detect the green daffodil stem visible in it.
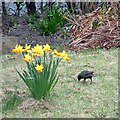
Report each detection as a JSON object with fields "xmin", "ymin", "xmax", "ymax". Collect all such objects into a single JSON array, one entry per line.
[{"xmin": 43, "ymin": 51, "xmax": 46, "ymax": 65}]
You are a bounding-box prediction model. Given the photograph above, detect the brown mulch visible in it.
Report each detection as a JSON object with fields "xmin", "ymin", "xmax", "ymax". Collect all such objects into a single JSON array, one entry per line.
[{"xmin": 64, "ymin": 7, "xmax": 120, "ymax": 51}]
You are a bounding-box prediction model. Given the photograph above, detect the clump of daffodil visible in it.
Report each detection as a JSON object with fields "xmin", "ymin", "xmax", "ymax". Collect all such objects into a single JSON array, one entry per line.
[
  {"xmin": 12, "ymin": 44, "xmax": 23, "ymax": 54},
  {"xmin": 35, "ymin": 64, "xmax": 44, "ymax": 73},
  {"xmin": 13, "ymin": 43, "xmax": 71, "ymax": 100}
]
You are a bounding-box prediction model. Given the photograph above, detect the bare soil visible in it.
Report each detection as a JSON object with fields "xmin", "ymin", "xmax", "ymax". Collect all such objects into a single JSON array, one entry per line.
[{"xmin": 2, "ymin": 15, "xmax": 65, "ymax": 53}]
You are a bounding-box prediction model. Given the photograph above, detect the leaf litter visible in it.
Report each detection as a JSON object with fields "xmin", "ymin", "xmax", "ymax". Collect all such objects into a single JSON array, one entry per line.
[{"xmin": 64, "ymin": 6, "xmax": 120, "ymax": 51}]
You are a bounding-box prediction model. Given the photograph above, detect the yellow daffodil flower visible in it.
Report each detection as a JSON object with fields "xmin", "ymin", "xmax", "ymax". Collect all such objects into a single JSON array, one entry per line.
[
  {"xmin": 61, "ymin": 50, "xmax": 71, "ymax": 61},
  {"xmin": 43, "ymin": 44, "xmax": 52, "ymax": 52},
  {"xmin": 62, "ymin": 56, "xmax": 71, "ymax": 61},
  {"xmin": 12, "ymin": 44, "xmax": 23, "ymax": 54},
  {"xmin": 32, "ymin": 44, "xmax": 44, "ymax": 56},
  {"xmin": 27, "ymin": 49, "xmax": 32, "ymax": 54},
  {"xmin": 23, "ymin": 54, "xmax": 33, "ymax": 62},
  {"xmin": 35, "ymin": 64, "xmax": 44, "ymax": 73},
  {"xmin": 23, "ymin": 44, "xmax": 31, "ymax": 53},
  {"xmin": 60, "ymin": 50, "xmax": 67, "ymax": 58},
  {"xmin": 52, "ymin": 49, "xmax": 61, "ymax": 57}
]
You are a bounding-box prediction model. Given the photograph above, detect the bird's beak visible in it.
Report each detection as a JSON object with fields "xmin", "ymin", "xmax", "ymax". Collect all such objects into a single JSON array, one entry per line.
[{"xmin": 93, "ymin": 74, "xmax": 96, "ymax": 77}]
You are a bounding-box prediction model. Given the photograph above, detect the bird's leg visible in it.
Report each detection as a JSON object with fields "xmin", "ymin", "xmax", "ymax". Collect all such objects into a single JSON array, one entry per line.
[
  {"xmin": 83, "ymin": 79, "xmax": 86, "ymax": 83},
  {"xmin": 90, "ymin": 78, "xmax": 92, "ymax": 84}
]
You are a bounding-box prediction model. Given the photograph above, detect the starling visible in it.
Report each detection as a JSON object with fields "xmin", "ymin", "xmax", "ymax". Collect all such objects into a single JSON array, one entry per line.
[{"xmin": 77, "ymin": 71, "xmax": 94, "ymax": 84}]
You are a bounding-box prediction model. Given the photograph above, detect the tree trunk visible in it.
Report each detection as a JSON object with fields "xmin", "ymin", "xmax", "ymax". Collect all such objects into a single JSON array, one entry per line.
[
  {"xmin": 14, "ymin": 2, "xmax": 23, "ymax": 16},
  {"xmin": 25, "ymin": 2, "xmax": 36, "ymax": 15},
  {"xmin": 48, "ymin": 1, "xmax": 55, "ymax": 9},
  {"xmin": 40, "ymin": 1, "xmax": 43, "ymax": 13},
  {"xmin": 66, "ymin": 2, "xmax": 76, "ymax": 14},
  {"xmin": 2, "ymin": 2, "xmax": 7, "ymax": 15}
]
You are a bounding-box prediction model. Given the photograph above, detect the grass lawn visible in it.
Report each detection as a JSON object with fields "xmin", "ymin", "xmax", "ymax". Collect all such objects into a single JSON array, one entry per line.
[{"xmin": 1, "ymin": 48, "xmax": 118, "ymax": 118}]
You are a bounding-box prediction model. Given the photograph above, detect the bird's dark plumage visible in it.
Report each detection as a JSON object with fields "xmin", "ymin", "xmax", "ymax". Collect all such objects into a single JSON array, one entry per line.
[{"xmin": 77, "ymin": 71, "xmax": 94, "ymax": 83}]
